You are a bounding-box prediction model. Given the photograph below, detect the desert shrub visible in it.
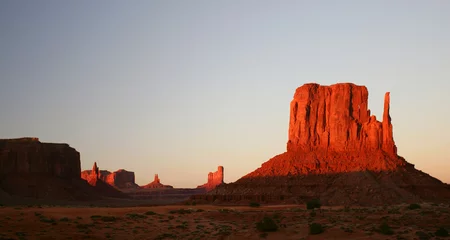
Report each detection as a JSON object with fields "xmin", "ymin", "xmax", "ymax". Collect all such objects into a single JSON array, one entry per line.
[
  {"xmin": 259, "ymin": 232, "xmax": 268, "ymax": 238},
  {"xmin": 76, "ymin": 223, "xmax": 94, "ymax": 229},
  {"xmin": 435, "ymin": 227, "xmax": 449, "ymax": 237},
  {"xmin": 408, "ymin": 203, "xmax": 421, "ymax": 210},
  {"xmin": 378, "ymin": 223, "xmax": 394, "ymax": 235},
  {"xmin": 145, "ymin": 211, "xmax": 157, "ymax": 215},
  {"xmin": 218, "ymin": 208, "xmax": 233, "ymax": 213},
  {"xmin": 101, "ymin": 216, "xmax": 117, "ymax": 222},
  {"xmin": 90, "ymin": 215, "xmax": 102, "ymax": 220},
  {"xmin": 59, "ymin": 217, "xmax": 70, "ymax": 222},
  {"xmin": 249, "ymin": 202, "xmax": 260, "ymax": 207},
  {"xmin": 306, "ymin": 199, "xmax": 321, "ymax": 210},
  {"xmin": 256, "ymin": 216, "xmax": 278, "ymax": 232},
  {"xmin": 196, "ymin": 209, "xmax": 204, "ymax": 212},
  {"xmin": 127, "ymin": 213, "xmax": 147, "ymax": 219},
  {"xmin": 155, "ymin": 233, "xmax": 176, "ymax": 240},
  {"xmin": 309, "ymin": 210, "xmax": 316, "ymax": 217},
  {"xmin": 169, "ymin": 209, "xmax": 192, "ymax": 214},
  {"xmin": 309, "ymin": 223, "xmax": 324, "ymax": 235},
  {"xmin": 39, "ymin": 217, "xmax": 56, "ymax": 224}
]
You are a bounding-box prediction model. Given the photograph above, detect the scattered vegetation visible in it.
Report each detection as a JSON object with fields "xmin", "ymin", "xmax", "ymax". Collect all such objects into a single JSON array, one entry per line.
[
  {"xmin": 145, "ymin": 211, "xmax": 157, "ymax": 215},
  {"xmin": 169, "ymin": 209, "xmax": 193, "ymax": 214},
  {"xmin": 408, "ymin": 203, "xmax": 421, "ymax": 210},
  {"xmin": 309, "ymin": 223, "xmax": 324, "ymax": 235},
  {"xmin": 59, "ymin": 217, "xmax": 69, "ymax": 222},
  {"xmin": 249, "ymin": 202, "xmax": 260, "ymax": 207},
  {"xmin": 435, "ymin": 227, "xmax": 449, "ymax": 237},
  {"xmin": 155, "ymin": 233, "xmax": 177, "ymax": 240},
  {"xmin": 306, "ymin": 199, "xmax": 321, "ymax": 210},
  {"xmin": 378, "ymin": 223, "xmax": 394, "ymax": 235},
  {"xmin": 256, "ymin": 216, "xmax": 278, "ymax": 232},
  {"xmin": 127, "ymin": 213, "xmax": 147, "ymax": 219}
]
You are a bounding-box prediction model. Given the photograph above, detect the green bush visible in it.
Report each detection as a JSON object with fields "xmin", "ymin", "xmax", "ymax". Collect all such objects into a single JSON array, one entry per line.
[
  {"xmin": 435, "ymin": 227, "xmax": 449, "ymax": 237},
  {"xmin": 309, "ymin": 223, "xmax": 324, "ymax": 235},
  {"xmin": 256, "ymin": 216, "xmax": 278, "ymax": 232},
  {"xmin": 408, "ymin": 203, "xmax": 421, "ymax": 210},
  {"xmin": 145, "ymin": 211, "xmax": 157, "ymax": 215},
  {"xmin": 249, "ymin": 202, "xmax": 260, "ymax": 207},
  {"xmin": 306, "ymin": 199, "xmax": 321, "ymax": 210},
  {"xmin": 379, "ymin": 223, "xmax": 394, "ymax": 235}
]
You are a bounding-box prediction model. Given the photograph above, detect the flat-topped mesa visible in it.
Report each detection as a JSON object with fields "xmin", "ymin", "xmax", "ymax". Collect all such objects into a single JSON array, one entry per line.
[
  {"xmin": 287, "ymin": 83, "xmax": 397, "ymax": 156},
  {"xmin": 0, "ymin": 138, "xmax": 80, "ymax": 178},
  {"xmin": 197, "ymin": 166, "xmax": 224, "ymax": 191}
]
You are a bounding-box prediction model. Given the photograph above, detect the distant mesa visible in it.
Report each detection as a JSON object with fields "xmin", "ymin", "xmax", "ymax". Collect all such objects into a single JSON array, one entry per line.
[
  {"xmin": 81, "ymin": 165, "xmax": 139, "ymax": 189},
  {"xmin": 193, "ymin": 83, "xmax": 450, "ymax": 205},
  {"xmin": 141, "ymin": 174, "xmax": 173, "ymax": 189},
  {"xmin": 197, "ymin": 166, "xmax": 224, "ymax": 191},
  {"xmin": 81, "ymin": 162, "xmax": 127, "ymax": 198},
  {"xmin": 0, "ymin": 138, "xmax": 124, "ymax": 200}
]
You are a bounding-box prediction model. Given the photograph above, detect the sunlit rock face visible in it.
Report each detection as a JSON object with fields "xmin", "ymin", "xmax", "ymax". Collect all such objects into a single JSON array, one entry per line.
[
  {"xmin": 81, "ymin": 167, "xmax": 139, "ymax": 189},
  {"xmin": 197, "ymin": 166, "xmax": 224, "ymax": 191},
  {"xmin": 141, "ymin": 174, "xmax": 173, "ymax": 189},
  {"xmin": 193, "ymin": 83, "xmax": 450, "ymax": 206}
]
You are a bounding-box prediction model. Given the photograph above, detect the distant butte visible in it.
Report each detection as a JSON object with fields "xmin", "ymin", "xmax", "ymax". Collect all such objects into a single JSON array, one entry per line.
[
  {"xmin": 141, "ymin": 174, "xmax": 173, "ymax": 189},
  {"xmin": 81, "ymin": 166, "xmax": 139, "ymax": 189},
  {"xmin": 193, "ymin": 83, "xmax": 450, "ymax": 206},
  {"xmin": 197, "ymin": 166, "xmax": 224, "ymax": 191}
]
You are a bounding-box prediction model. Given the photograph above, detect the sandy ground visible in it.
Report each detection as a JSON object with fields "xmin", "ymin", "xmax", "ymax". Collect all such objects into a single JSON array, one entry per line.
[{"xmin": 0, "ymin": 202, "xmax": 449, "ymax": 239}]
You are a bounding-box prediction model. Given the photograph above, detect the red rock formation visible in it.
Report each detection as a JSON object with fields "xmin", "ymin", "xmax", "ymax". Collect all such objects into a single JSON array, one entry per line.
[
  {"xmin": 81, "ymin": 168, "xmax": 139, "ymax": 189},
  {"xmin": 197, "ymin": 83, "xmax": 450, "ymax": 205},
  {"xmin": 141, "ymin": 174, "xmax": 173, "ymax": 189},
  {"xmin": 0, "ymin": 138, "xmax": 80, "ymax": 179},
  {"xmin": 287, "ymin": 83, "xmax": 397, "ymax": 158},
  {"xmin": 82, "ymin": 162, "xmax": 128, "ymax": 198},
  {"xmin": 197, "ymin": 166, "xmax": 224, "ymax": 191},
  {"xmin": 0, "ymin": 138, "xmax": 124, "ymax": 200}
]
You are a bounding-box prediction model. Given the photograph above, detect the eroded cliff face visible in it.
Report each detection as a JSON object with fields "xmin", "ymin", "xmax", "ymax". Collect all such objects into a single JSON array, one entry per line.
[
  {"xmin": 196, "ymin": 83, "xmax": 450, "ymax": 206},
  {"xmin": 141, "ymin": 174, "xmax": 173, "ymax": 189},
  {"xmin": 287, "ymin": 83, "xmax": 397, "ymax": 157},
  {"xmin": 81, "ymin": 166, "xmax": 139, "ymax": 189},
  {"xmin": 197, "ymin": 166, "xmax": 224, "ymax": 191},
  {"xmin": 241, "ymin": 83, "xmax": 405, "ymax": 177},
  {"xmin": 0, "ymin": 138, "xmax": 80, "ymax": 179}
]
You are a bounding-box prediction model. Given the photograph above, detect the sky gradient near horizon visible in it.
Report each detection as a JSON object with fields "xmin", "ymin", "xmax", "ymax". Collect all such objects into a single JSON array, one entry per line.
[{"xmin": 1, "ymin": 1, "xmax": 449, "ymax": 187}]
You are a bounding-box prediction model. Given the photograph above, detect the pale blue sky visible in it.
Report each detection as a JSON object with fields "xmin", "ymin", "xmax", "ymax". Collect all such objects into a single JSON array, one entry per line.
[{"xmin": 1, "ymin": 1, "xmax": 449, "ymax": 187}]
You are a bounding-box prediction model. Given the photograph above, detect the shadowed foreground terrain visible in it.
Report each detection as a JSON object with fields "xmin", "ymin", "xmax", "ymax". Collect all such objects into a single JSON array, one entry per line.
[{"xmin": 0, "ymin": 203, "xmax": 449, "ymax": 239}]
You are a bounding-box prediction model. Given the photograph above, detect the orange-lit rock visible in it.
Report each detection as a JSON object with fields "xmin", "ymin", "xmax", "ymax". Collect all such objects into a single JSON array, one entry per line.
[
  {"xmin": 141, "ymin": 174, "xmax": 173, "ymax": 189},
  {"xmin": 197, "ymin": 83, "xmax": 450, "ymax": 206},
  {"xmin": 81, "ymin": 166, "xmax": 139, "ymax": 189},
  {"xmin": 197, "ymin": 166, "xmax": 224, "ymax": 191}
]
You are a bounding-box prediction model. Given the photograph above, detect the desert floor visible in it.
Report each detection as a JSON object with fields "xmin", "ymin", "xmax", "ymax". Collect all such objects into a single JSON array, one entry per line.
[{"xmin": 0, "ymin": 202, "xmax": 449, "ymax": 240}]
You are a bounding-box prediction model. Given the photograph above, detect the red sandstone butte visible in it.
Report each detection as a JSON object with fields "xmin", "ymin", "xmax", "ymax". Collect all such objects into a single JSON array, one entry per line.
[
  {"xmin": 81, "ymin": 167, "xmax": 139, "ymax": 189},
  {"xmin": 195, "ymin": 83, "xmax": 450, "ymax": 206},
  {"xmin": 82, "ymin": 162, "xmax": 128, "ymax": 198},
  {"xmin": 0, "ymin": 138, "xmax": 113, "ymax": 200},
  {"xmin": 0, "ymin": 137, "xmax": 80, "ymax": 178},
  {"xmin": 197, "ymin": 166, "xmax": 224, "ymax": 191},
  {"xmin": 141, "ymin": 174, "xmax": 173, "ymax": 189}
]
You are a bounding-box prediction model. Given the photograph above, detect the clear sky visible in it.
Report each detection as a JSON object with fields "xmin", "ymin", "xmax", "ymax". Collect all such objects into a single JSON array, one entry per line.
[{"xmin": 1, "ymin": 1, "xmax": 449, "ymax": 187}]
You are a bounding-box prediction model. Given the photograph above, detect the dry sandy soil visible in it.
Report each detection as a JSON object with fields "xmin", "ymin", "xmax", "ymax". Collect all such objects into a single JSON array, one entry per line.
[{"xmin": 0, "ymin": 203, "xmax": 449, "ymax": 240}]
